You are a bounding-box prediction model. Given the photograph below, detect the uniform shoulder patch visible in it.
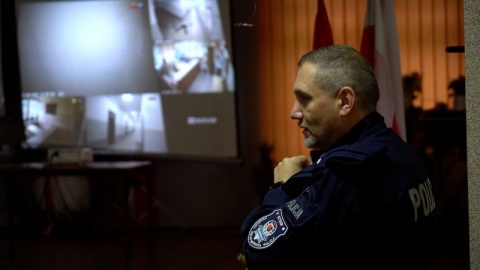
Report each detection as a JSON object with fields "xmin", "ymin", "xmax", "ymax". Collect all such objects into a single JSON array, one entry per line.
[{"xmin": 247, "ymin": 209, "xmax": 288, "ymax": 249}]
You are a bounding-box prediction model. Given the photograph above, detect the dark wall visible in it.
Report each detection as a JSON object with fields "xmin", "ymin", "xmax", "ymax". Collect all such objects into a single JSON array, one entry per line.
[
  {"xmin": 0, "ymin": 0, "xmax": 264, "ymax": 229},
  {"xmin": 1, "ymin": 0, "xmax": 22, "ymax": 120},
  {"xmin": 0, "ymin": 0, "xmax": 26, "ymax": 152}
]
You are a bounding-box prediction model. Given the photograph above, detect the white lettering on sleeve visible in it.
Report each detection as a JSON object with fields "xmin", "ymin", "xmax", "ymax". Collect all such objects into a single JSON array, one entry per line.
[
  {"xmin": 408, "ymin": 178, "xmax": 435, "ymax": 222},
  {"xmin": 409, "ymin": 189, "xmax": 421, "ymax": 221}
]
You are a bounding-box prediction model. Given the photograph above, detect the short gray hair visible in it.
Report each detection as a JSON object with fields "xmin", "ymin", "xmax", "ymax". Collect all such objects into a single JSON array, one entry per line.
[{"xmin": 298, "ymin": 45, "xmax": 379, "ymax": 112}]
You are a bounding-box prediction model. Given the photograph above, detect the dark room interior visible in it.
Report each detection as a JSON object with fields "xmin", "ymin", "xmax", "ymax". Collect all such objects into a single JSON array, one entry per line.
[{"xmin": 0, "ymin": 0, "xmax": 469, "ymax": 269}]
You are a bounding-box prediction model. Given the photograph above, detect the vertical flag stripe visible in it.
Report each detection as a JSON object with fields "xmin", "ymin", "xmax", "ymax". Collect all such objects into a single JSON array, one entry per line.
[
  {"xmin": 360, "ymin": 0, "xmax": 406, "ymax": 141},
  {"xmin": 313, "ymin": 0, "xmax": 334, "ymax": 49}
]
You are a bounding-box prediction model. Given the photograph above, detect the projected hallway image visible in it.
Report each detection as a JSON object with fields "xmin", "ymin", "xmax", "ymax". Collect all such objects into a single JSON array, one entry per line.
[{"xmin": 84, "ymin": 93, "xmax": 167, "ymax": 153}]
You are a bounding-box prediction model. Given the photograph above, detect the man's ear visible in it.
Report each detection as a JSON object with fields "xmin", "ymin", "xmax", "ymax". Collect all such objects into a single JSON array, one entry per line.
[{"xmin": 338, "ymin": 87, "xmax": 355, "ymax": 116}]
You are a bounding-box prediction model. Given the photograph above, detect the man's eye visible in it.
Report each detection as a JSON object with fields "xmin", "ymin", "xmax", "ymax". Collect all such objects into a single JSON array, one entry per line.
[{"xmin": 298, "ymin": 94, "xmax": 309, "ymax": 102}]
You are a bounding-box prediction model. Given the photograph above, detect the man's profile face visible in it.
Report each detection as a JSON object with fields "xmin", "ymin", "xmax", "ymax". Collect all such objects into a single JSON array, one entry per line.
[{"xmin": 291, "ymin": 63, "xmax": 341, "ymax": 150}]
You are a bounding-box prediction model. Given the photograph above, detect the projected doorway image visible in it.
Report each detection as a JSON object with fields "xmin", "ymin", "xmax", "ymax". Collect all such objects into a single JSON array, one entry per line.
[{"xmin": 84, "ymin": 93, "xmax": 166, "ymax": 153}]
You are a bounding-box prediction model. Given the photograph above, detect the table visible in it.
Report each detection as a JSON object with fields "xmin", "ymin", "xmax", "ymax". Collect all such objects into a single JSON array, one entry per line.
[{"xmin": 0, "ymin": 161, "xmax": 154, "ymax": 270}]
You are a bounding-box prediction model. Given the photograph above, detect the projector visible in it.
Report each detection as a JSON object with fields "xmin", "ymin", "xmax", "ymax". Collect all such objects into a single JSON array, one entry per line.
[{"xmin": 47, "ymin": 147, "xmax": 93, "ymax": 164}]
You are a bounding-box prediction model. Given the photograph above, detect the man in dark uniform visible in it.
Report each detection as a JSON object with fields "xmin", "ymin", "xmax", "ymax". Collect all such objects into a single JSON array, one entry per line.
[{"xmin": 240, "ymin": 45, "xmax": 435, "ymax": 269}]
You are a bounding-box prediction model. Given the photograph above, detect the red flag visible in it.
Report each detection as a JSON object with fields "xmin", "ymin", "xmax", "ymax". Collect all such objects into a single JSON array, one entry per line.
[
  {"xmin": 313, "ymin": 0, "xmax": 334, "ymax": 49},
  {"xmin": 360, "ymin": 0, "xmax": 406, "ymax": 141}
]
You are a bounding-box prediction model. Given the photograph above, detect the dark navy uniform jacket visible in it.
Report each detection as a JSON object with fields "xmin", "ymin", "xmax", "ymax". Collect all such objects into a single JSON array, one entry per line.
[{"xmin": 240, "ymin": 112, "xmax": 436, "ymax": 270}]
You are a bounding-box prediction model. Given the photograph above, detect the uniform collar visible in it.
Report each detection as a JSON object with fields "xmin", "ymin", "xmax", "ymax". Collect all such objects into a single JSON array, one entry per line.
[{"xmin": 309, "ymin": 111, "xmax": 386, "ymax": 162}]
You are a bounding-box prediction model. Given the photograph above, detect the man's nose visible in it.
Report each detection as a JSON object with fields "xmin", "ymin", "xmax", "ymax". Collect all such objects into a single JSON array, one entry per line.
[{"xmin": 290, "ymin": 104, "xmax": 302, "ymax": 119}]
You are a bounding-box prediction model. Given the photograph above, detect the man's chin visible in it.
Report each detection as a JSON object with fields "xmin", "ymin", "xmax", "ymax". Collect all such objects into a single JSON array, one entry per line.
[{"xmin": 303, "ymin": 137, "xmax": 317, "ymax": 149}]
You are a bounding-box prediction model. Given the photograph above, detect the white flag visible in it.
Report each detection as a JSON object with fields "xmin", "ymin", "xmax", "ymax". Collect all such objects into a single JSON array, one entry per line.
[{"xmin": 360, "ymin": 0, "xmax": 406, "ymax": 141}]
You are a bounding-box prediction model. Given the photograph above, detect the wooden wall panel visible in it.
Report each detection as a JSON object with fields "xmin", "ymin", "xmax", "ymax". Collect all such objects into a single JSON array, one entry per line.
[
  {"xmin": 331, "ymin": 0, "xmax": 346, "ymax": 44},
  {"xmin": 344, "ymin": 1, "xmax": 358, "ymax": 46},
  {"xmin": 256, "ymin": 0, "xmax": 465, "ymax": 162},
  {"xmin": 402, "ymin": 0, "xmax": 422, "ymax": 81},
  {"xmin": 433, "ymin": 1, "xmax": 448, "ymax": 104},
  {"xmin": 419, "ymin": 0, "xmax": 436, "ymax": 108},
  {"xmin": 282, "ymin": 1, "xmax": 297, "ymax": 157}
]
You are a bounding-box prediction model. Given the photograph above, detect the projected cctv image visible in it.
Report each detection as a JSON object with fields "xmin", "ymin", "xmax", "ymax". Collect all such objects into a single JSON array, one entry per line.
[
  {"xmin": 150, "ymin": 0, "xmax": 235, "ymax": 93},
  {"xmin": 16, "ymin": 0, "xmax": 238, "ymax": 157},
  {"xmin": 22, "ymin": 95, "xmax": 85, "ymax": 149},
  {"xmin": 84, "ymin": 93, "xmax": 166, "ymax": 153},
  {"xmin": 17, "ymin": 0, "xmax": 159, "ymax": 96}
]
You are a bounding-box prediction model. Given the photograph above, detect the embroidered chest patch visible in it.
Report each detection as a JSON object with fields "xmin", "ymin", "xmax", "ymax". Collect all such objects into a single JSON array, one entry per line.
[{"xmin": 247, "ymin": 209, "xmax": 288, "ymax": 249}]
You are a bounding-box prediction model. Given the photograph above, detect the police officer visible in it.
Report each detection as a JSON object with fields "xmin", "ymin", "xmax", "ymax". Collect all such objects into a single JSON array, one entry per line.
[{"xmin": 240, "ymin": 45, "xmax": 435, "ymax": 269}]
